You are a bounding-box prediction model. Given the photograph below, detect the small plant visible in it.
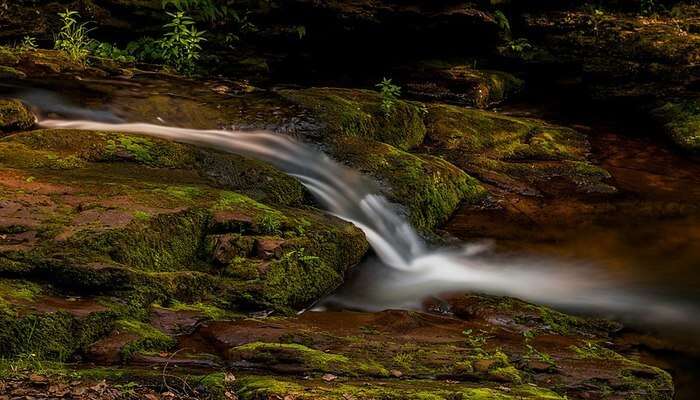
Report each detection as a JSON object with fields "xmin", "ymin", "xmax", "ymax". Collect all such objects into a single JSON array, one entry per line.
[
  {"xmin": 281, "ymin": 248, "xmax": 320, "ymax": 265},
  {"xmin": 222, "ymin": 11, "xmax": 257, "ymax": 45},
  {"xmin": 54, "ymin": 10, "xmax": 94, "ymax": 62},
  {"xmin": 157, "ymin": 11, "xmax": 206, "ymax": 75},
  {"xmin": 294, "ymin": 25, "xmax": 307, "ymax": 40},
  {"xmin": 126, "ymin": 37, "xmax": 164, "ymax": 63},
  {"xmin": 19, "ymin": 36, "xmax": 38, "ymax": 51},
  {"xmin": 90, "ymin": 42, "xmax": 135, "ymax": 63},
  {"xmin": 256, "ymin": 212, "xmax": 282, "ymax": 234},
  {"xmin": 376, "ymin": 78, "xmax": 401, "ymax": 116},
  {"xmin": 582, "ymin": 4, "xmax": 605, "ymax": 37}
]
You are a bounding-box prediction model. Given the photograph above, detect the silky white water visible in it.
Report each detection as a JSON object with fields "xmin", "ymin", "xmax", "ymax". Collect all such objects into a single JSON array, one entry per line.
[{"xmin": 37, "ymin": 118, "xmax": 697, "ymax": 324}]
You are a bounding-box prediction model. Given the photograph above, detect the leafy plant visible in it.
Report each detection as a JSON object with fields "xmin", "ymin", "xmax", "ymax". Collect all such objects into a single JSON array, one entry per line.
[
  {"xmin": 90, "ymin": 42, "xmax": 135, "ymax": 63},
  {"xmin": 376, "ymin": 78, "xmax": 401, "ymax": 116},
  {"xmin": 281, "ymin": 248, "xmax": 320, "ymax": 265},
  {"xmin": 256, "ymin": 212, "xmax": 282, "ymax": 234},
  {"xmin": 157, "ymin": 11, "xmax": 206, "ymax": 75},
  {"xmin": 126, "ymin": 37, "xmax": 164, "ymax": 63},
  {"xmin": 54, "ymin": 10, "xmax": 94, "ymax": 62},
  {"xmin": 294, "ymin": 25, "xmax": 307, "ymax": 40},
  {"xmin": 18, "ymin": 36, "xmax": 38, "ymax": 51}
]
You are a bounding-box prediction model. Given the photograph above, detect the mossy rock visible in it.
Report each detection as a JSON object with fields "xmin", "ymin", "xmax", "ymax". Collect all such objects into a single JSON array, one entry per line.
[
  {"xmin": 0, "ymin": 287, "xmax": 116, "ymax": 362},
  {"xmin": 279, "ymin": 87, "xmax": 427, "ymax": 150},
  {"xmin": 329, "ymin": 136, "xmax": 486, "ymax": 232},
  {"xmin": 0, "ymin": 99, "xmax": 34, "ymax": 132},
  {"xmin": 423, "ymin": 104, "xmax": 614, "ymax": 195},
  {"xmin": 0, "ymin": 129, "xmax": 368, "ymax": 315},
  {"xmin": 652, "ymin": 98, "xmax": 700, "ymax": 152},
  {"xmin": 228, "ymin": 342, "xmax": 388, "ymax": 377},
  {"xmin": 234, "ymin": 375, "xmax": 566, "ymax": 400}
]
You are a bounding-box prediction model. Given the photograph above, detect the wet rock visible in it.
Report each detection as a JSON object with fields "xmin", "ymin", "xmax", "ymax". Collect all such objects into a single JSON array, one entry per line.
[
  {"xmin": 184, "ymin": 309, "xmax": 672, "ymax": 399},
  {"xmin": 0, "ymin": 128, "xmax": 369, "ymax": 317},
  {"xmin": 422, "ymin": 104, "xmax": 615, "ymax": 196}
]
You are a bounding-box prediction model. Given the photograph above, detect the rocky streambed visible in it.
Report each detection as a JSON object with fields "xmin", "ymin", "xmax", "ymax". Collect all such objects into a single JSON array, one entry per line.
[{"xmin": 0, "ymin": 2, "xmax": 699, "ymax": 397}]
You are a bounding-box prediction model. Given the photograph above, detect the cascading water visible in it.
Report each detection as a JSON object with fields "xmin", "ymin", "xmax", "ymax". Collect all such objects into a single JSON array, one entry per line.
[{"xmin": 36, "ymin": 118, "xmax": 698, "ymax": 325}]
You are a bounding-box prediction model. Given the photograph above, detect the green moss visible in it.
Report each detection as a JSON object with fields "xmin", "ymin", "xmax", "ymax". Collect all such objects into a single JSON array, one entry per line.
[
  {"xmin": 652, "ymin": 99, "xmax": 700, "ymax": 152},
  {"xmin": 214, "ymin": 191, "xmax": 287, "ymax": 233},
  {"xmin": 0, "ymin": 279, "xmax": 41, "ymax": 303},
  {"xmin": 489, "ymin": 366, "xmax": 523, "ymax": 384},
  {"xmin": 163, "ymin": 300, "xmax": 235, "ymax": 320},
  {"xmin": 257, "ymin": 249, "xmax": 344, "ymax": 310},
  {"xmin": 569, "ymin": 341, "xmax": 673, "ymax": 399},
  {"xmin": 234, "ymin": 375, "xmax": 566, "ymax": 400},
  {"xmin": 78, "ymin": 209, "xmax": 209, "ymax": 272},
  {"xmin": 158, "ymin": 185, "xmax": 203, "ymax": 201},
  {"xmin": 0, "ymin": 47, "xmax": 19, "ymax": 66},
  {"xmin": 280, "ymin": 87, "xmax": 427, "ymax": 150},
  {"xmin": 0, "ymin": 309, "xmax": 116, "ymax": 361},
  {"xmin": 330, "ymin": 136, "xmax": 486, "ymax": 232},
  {"xmin": 229, "ymin": 342, "xmax": 388, "ymax": 377},
  {"xmin": 0, "ymin": 99, "xmax": 34, "ymax": 132},
  {"xmin": 132, "ymin": 210, "xmax": 151, "ymax": 221},
  {"xmin": 115, "ymin": 319, "xmax": 175, "ymax": 360},
  {"xmin": 103, "ymin": 135, "xmax": 193, "ymax": 167}
]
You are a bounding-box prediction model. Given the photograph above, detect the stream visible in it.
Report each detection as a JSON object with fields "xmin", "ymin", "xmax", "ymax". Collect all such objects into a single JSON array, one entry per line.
[{"xmin": 4, "ymin": 78, "xmax": 700, "ymax": 398}]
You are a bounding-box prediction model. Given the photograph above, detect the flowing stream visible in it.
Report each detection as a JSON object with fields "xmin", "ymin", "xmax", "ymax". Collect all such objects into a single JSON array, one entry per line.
[{"xmin": 36, "ymin": 118, "xmax": 699, "ymax": 325}]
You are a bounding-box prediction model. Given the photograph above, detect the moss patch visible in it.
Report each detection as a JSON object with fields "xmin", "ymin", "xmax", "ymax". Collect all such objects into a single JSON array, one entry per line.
[
  {"xmin": 234, "ymin": 375, "xmax": 565, "ymax": 400},
  {"xmin": 0, "ymin": 99, "xmax": 34, "ymax": 132},
  {"xmin": 329, "ymin": 136, "xmax": 486, "ymax": 232},
  {"xmin": 115, "ymin": 319, "xmax": 176, "ymax": 360},
  {"xmin": 652, "ymin": 98, "xmax": 700, "ymax": 152},
  {"xmin": 280, "ymin": 87, "xmax": 427, "ymax": 150}
]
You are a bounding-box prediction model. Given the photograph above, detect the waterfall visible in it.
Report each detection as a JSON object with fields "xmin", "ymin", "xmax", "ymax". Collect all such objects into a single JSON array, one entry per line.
[{"xmin": 36, "ymin": 119, "xmax": 697, "ymax": 324}]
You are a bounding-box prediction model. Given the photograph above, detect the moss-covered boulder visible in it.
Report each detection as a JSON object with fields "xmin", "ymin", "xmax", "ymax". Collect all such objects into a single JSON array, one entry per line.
[
  {"xmin": 652, "ymin": 98, "xmax": 700, "ymax": 153},
  {"xmin": 279, "ymin": 87, "xmax": 427, "ymax": 150},
  {"xmin": 0, "ymin": 129, "xmax": 368, "ymax": 318},
  {"xmin": 279, "ymin": 87, "xmax": 488, "ymax": 231},
  {"xmin": 329, "ymin": 136, "xmax": 486, "ymax": 232},
  {"xmin": 0, "ymin": 99, "xmax": 34, "ymax": 132},
  {"xmin": 423, "ymin": 104, "xmax": 614, "ymax": 196}
]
